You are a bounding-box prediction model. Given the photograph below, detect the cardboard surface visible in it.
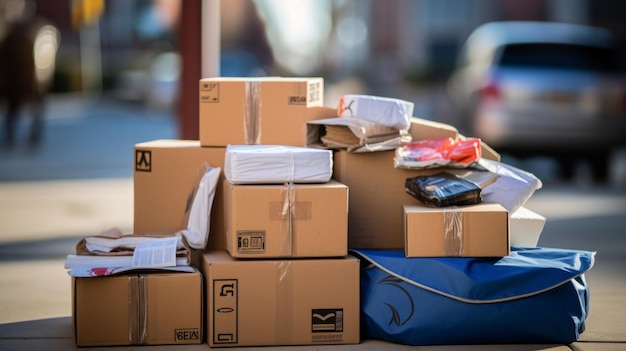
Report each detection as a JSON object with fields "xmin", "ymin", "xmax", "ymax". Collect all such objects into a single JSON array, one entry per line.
[
  {"xmin": 223, "ymin": 180, "xmax": 348, "ymax": 258},
  {"xmin": 199, "ymin": 77, "xmax": 337, "ymax": 147},
  {"xmin": 409, "ymin": 117, "xmax": 458, "ymax": 141},
  {"xmin": 133, "ymin": 140, "xmax": 226, "ymax": 251},
  {"xmin": 202, "ymin": 250, "xmax": 360, "ymax": 347},
  {"xmin": 72, "ymin": 271, "xmax": 203, "ymax": 346},
  {"xmin": 404, "ymin": 203, "xmax": 509, "ymax": 257}
]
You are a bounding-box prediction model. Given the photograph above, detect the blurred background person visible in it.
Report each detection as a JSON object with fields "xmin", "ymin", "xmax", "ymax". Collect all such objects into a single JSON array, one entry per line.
[{"xmin": 0, "ymin": 0, "xmax": 59, "ymax": 150}]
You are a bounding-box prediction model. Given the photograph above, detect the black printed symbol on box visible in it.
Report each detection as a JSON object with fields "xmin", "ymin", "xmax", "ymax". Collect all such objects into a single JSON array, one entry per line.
[
  {"xmin": 312, "ymin": 309, "xmax": 343, "ymax": 333},
  {"xmin": 135, "ymin": 150, "xmax": 151, "ymax": 172},
  {"xmin": 174, "ymin": 328, "xmax": 200, "ymax": 341},
  {"xmin": 214, "ymin": 279, "xmax": 238, "ymax": 344},
  {"xmin": 288, "ymin": 95, "xmax": 306, "ymax": 105}
]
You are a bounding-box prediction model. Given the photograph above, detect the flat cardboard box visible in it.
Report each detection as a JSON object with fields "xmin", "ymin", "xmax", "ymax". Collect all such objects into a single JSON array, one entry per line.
[
  {"xmin": 133, "ymin": 140, "xmax": 226, "ymax": 251},
  {"xmin": 409, "ymin": 117, "xmax": 458, "ymax": 141},
  {"xmin": 199, "ymin": 77, "xmax": 337, "ymax": 147},
  {"xmin": 202, "ymin": 250, "xmax": 360, "ymax": 347},
  {"xmin": 73, "ymin": 270, "xmax": 203, "ymax": 346},
  {"xmin": 223, "ymin": 180, "xmax": 348, "ymax": 258},
  {"xmin": 404, "ymin": 203, "xmax": 509, "ymax": 257},
  {"xmin": 510, "ymin": 206, "xmax": 546, "ymax": 247}
]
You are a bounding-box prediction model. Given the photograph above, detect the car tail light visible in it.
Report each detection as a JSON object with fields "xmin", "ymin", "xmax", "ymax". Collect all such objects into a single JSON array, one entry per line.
[{"xmin": 480, "ymin": 80, "xmax": 501, "ymax": 101}]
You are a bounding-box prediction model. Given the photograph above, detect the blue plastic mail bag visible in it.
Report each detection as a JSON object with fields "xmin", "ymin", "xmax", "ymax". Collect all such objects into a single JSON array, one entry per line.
[{"xmin": 351, "ymin": 247, "xmax": 594, "ymax": 345}]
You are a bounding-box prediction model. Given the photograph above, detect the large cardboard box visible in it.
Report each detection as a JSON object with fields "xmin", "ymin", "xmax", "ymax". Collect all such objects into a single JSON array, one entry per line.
[
  {"xmin": 404, "ymin": 203, "xmax": 510, "ymax": 257},
  {"xmin": 223, "ymin": 180, "xmax": 348, "ymax": 258},
  {"xmin": 202, "ymin": 250, "xmax": 360, "ymax": 347},
  {"xmin": 73, "ymin": 271, "xmax": 202, "ymax": 346},
  {"xmin": 332, "ymin": 118, "xmax": 501, "ymax": 250},
  {"xmin": 133, "ymin": 140, "xmax": 226, "ymax": 250},
  {"xmin": 199, "ymin": 77, "xmax": 337, "ymax": 147},
  {"xmin": 333, "ymin": 149, "xmax": 441, "ymax": 249}
]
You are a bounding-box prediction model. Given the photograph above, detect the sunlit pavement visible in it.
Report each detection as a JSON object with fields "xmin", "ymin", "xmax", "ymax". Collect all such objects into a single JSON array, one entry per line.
[{"xmin": 1, "ymin": 93, "xmax": 625, "ymax": 350}]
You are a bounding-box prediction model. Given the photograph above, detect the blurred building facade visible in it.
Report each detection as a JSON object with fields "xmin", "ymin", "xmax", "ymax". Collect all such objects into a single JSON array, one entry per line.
[{"xmin": 20, "ymin": 0, "xmax": 623, "ymax": 92}]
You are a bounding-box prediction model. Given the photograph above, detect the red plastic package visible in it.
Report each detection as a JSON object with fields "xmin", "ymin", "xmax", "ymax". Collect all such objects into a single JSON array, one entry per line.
[{"xmin": 394, "ymin": 137, "xmax": 481, "ymax": 169}]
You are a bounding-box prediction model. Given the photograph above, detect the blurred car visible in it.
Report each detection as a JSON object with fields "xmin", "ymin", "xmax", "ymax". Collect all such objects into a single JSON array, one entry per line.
[{"xmin": 447, "ymin": 21, "xmax": 626, "ymax": 182}]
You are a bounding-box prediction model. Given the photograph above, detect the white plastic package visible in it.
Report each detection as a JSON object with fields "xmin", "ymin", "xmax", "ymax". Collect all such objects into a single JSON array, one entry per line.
[
  {"xmin": 338, "ymin": 94, "xmax": 414, "ymax": 131},
  {"xmin": 510, "ymin": 206, "xmax": 546, "ymax": 247},
  {"xmin": 182, "ymin": 166, "xmax": 221, "ymax": 249},
  {"xmin": 224, "ymin": 144, "xmax": 333, "ymax": 184},
  {"xmin": 477, "ymin": 158, "xmax": 543, "ymax": 213}
]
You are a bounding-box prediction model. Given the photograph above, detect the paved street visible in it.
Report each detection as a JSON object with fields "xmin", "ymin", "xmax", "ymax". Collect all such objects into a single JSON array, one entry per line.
[{"xmin": 0, "ymin": 93, "xmax": 625, "ymax": 350}]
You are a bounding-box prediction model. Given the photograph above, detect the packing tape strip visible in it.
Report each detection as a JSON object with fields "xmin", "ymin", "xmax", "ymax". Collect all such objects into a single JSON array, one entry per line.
[
  {"xmin": 274, "ymin": 260, "xmax": 294, "ymax": 344},
  {"xmin": 279, "ymin": 183, "xmax": 295, "ymax": 256},
  {"xmin": 443, "ymin": 207, "xmax": 463, "ymax": 256},
  {"xmin": 138, "ymin": 276, "xmax": 148, "ymax": 345},
  {"xmin": 244, "ymin": 81, "xmax": 261, "ymax": 144},
  {"xmin": 126, "ymin": 276, "xmax": 143, "ymax": 344}
]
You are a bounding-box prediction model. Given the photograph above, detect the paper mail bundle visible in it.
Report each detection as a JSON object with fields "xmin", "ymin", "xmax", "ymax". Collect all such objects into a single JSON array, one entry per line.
[
  {"xmin": 307, "ymin": 94, "xmax": 414, "ymax": 152},
  {"xmin": 65, "ymin": 166, "xmax": 220, "ymax": 277}
]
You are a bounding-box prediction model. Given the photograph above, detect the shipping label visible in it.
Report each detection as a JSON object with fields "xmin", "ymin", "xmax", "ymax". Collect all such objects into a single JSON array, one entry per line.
[
  {"xmin": 237, "ymin": 231, "xmax": 265, "ymax": 253},
  {"xmin": 200, "ymin": 81, "xmax": 219, "ymax": 103}
]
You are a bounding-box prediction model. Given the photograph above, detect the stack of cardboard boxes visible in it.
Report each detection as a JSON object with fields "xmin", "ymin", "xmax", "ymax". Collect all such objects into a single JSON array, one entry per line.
[
  {"xmin": 136, "ymin": 77, "xmax": 361, "ymax": 348},
  {"xmin": 72, "ymin": 76, "xmax": 546, "ymax": 347}
]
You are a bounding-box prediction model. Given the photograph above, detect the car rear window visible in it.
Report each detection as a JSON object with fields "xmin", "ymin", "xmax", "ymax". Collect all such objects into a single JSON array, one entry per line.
[{"xmin": 498, "ymin": 43, "xmax": 620, "ymax": 73}]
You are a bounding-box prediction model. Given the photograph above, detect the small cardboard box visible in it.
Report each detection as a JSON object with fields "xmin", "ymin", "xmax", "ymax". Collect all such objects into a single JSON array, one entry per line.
[
  {"xmin": 133, "ymin": 140, "xmax": 226, "ymax": 250},
  {"xmin": 199, "ymin": 77, "xmax": 337, "ymax": 147},
  {"xmin": 223, "ymin": 180, "xmax": 348, "ymax": 258},
  {"xmin": 202, "ymin": 250, "xmax": 360, "ymax": 347},
  {"xmin": 73, "ymin": 271, "xmax": 203, "ymax": 346},
  {"xmin": 404, "ymin": 203, "xmax": 509, "ymax": 257}
]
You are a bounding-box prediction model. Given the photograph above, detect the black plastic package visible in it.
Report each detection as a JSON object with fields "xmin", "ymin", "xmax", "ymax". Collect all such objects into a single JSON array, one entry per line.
[{"xmin": 405, "ymin": 172, "xmax": 482, "ymax": 207}]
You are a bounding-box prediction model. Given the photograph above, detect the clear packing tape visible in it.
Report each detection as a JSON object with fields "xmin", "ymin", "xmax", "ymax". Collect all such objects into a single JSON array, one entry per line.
[
  {"xmin": 125, "ymin": 276, "xmax": 158, "ymax": 345},
  {"xmin": 274, "ymin": 260, "xmax": 294, "ymax": 344},
  {"xmin": 244, "ymin": 81, "xmax": 261, "ymax": 145},
  {"xmin": 279, "ymin": 182, "xmax": 295, "ymax": 257},
  {"xmin": 443, "ymin": 207, "xmax": 464, "ymax": 256},
  {"xmin": 275, "ymin": 152, "xmax": 295, "ymax": 257}
]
